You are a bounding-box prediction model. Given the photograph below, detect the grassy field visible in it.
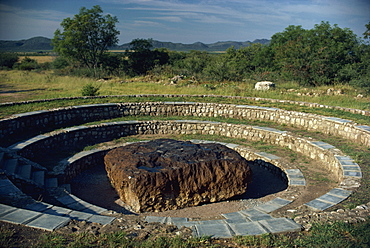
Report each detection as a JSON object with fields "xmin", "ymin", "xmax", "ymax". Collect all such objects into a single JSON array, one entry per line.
[
  {"xmin": 1, "ymin": 70, "xmax": 369, "ymax": 109},
  {"xmin": 18, "ymin": 56, "xmax": 56, "ymax": 63}
]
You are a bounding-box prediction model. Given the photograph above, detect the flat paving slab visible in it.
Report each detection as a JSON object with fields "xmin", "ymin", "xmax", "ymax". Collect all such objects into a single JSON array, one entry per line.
[
  {"xmin": 167, "ymin": 217, "xmax": 189, "ymax": 225},
  {"xmin": 229, "ymin": 222, "xmax": 268, "ymax": 236},
  {"xmin": 255, "ymin": 198, "xmax": 292, "ymax": 213},
  {"xmin": 324, "ymin": 117, "xmax": 352, "ymax": 123},
  {"xmin": 68, "ymin": 211, "xmax": 94, "ymax": 221},
  {"xmin": 1, "ymin": 208, "xmax": 42, "ymax": 224},
  {"xmin": 57, "ymin": 193, "xmax": 108, "ymax": 214},
  {"xmin": 240, "ymin": 208, "xmax": 271, "ymax": 217},
  {"xmin": 224, "ymin": 218, "xmax": 251, "ymax": 224},
  {"xmin": 259, "ymin": 218, "xmax": 302, "ymax": 234},
  {"xmin": 356, "ymin": 125, "xmax": 370, "ymax": 132},
  {"xmin": 88, "ymin": 215, "xmax": 116, "ymax": 225},
  {"xmin": 0, "ymin": 204, "xmax": 17, "ymax": 216},
  {"xmin": 44, "ymin": 205, "xmax": 73, "ymax": 216},
  {"xmin": 146, "ymin": 197, "xmax": 301, "ymax": 238},
  {"xmin": 309, "ymin": 141, "xmax": 335, "ymax": 150},
  {"xmin": 344, "ymin": 171, "xmax": 362, "ymax": 177},
  {"xmin": 285, "ymin": 169, "xmax": 306, "ymax": 186},
  {"xmin": 305, "ymin": 199, "xmax": 335, "ymax": 211},
  {"xmin": 26, "ymin": 214, "xmax": 70, "ymax": 231},
  {"xmin": 145, "ymin": 216, "xmax": 167, "ymax": 224},
  {"xmin": 329, "ymin": 188, "xmax": 352, "ymax": 198},
  {"xmin": 221, "ymin": 211, "xmax": 248, "ymax": 220},
  {"xmin": 253, "ymin": 126, "xmax": 287, "ymax": 134},
  {"xmin": 195, "ymin": 223, "xmax": 233, "ymax": 238},
  {"xmin": 247, "ymin": 214, "xmax": 274, "ymax": 222},
  {"xmin": 256, "ymin": 152, "xmax": 281, "ymax": 160},
  {"xmin": 25, "ymin": 202, "xmax": 53, "ymax": 212},
  {"xmin": 317, "ymin": 194, "xmax": 346, "ymax": 203},
  {"xmin": 197, "ymin": 220, "xmax": 226, "ymax": 225}
]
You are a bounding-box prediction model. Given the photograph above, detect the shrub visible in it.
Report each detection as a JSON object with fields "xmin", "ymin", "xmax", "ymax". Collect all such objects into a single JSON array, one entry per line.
[
  {"xmin": 81, "ymin": 83, "xmax": 100, "ymax": 96},
  {"xmin": 0, "ymin": 52, "xmax": 19, "ymax": 69},
  {"xmin": 16, "ymin": 57, "xmax": 39, "ymax": 71},
  {"xmin": 52, "ymin": 56, "xmax": 70, "ymax": 69}
]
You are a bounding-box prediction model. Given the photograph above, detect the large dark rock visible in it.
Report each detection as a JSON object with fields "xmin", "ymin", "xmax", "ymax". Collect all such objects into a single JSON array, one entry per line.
[{"xmin": 104, "ymin": 139, "xmax": 252, "ymax": 212}]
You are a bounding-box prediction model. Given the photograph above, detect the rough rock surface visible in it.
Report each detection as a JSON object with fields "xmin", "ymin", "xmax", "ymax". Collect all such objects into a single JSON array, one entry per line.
[{"xmin": 104, "ymin": 139, "xmax": 252, "ymax": 213}]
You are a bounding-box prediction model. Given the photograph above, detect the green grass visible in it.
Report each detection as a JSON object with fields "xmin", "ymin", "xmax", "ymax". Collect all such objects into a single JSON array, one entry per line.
[
  {"xmin": 1, "ymin": 70, "xmax": 369, "ymax": 108},
  {"xmin": 234, "ymin": 220, "xmax": 370, "ymax": 248},
  {"xmin": 2, "ymin": 219, "xmax": 369, "ymax": 247}
]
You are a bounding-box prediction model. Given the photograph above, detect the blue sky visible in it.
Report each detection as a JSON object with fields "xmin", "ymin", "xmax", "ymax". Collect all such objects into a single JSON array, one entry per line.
[{"xmin": 0, "ymin": 0, "xmax": 369, "ymax": 44}]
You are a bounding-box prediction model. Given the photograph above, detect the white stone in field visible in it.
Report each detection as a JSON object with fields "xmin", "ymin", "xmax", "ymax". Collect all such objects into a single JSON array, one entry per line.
[{"xmin": 255, "ymin": 81, "xmax": 275, "ymax": 90}]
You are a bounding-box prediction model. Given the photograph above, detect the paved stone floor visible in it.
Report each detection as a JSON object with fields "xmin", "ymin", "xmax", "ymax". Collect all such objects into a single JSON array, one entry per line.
[{"xmin": 145, "ymin": 197, "xmax": 303, "ymax": 238}]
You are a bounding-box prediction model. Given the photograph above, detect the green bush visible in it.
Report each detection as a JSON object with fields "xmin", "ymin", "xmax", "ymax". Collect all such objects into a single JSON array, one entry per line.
[
  {"xmin": 52, "ymin": 56, "xmax": 70, "ymax": 69},
  {"xmin": 16, "ymin": 57, "xmax": 39, "ymax": 71},
  {"xmin": 0, "ymin": 52, "xmax": 19, "ymax": 69},
  {"xmin": 81, "ymin": 83, "xmax": 100, "ymax": 96}
]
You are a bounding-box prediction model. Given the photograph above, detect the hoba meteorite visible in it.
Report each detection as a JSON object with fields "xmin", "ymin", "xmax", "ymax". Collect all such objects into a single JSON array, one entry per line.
[{"xmin": 104, "ymin": 139, "xmax": 252, "ymax": 212}]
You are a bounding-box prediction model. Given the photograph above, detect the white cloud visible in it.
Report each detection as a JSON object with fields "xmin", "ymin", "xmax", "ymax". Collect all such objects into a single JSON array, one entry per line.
[
  {"xmin": 149, "ymin": 16, "xmax": 182, "ymax": 23},
  {"xmin": 132, "ymin": 20, "xmax": 162, "ymax": 27},
  {"xmin": 0, "ymin": 4, "xmax": 69, "ymax": 21},
  {"xmin": 1, "ymin": 0, "xmax": 368, "ymax": 42},
  {"xmin": 0, "ymin": 3, "xmax": 72, "ymax": 39}
]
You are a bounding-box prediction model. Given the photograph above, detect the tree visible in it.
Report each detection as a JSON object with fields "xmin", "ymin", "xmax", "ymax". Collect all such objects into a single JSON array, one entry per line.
[
  {"xmin": 363, "ymin": 21, "xmax": 370, "ymax": 40},
  {"xmin": 16, "ymin": 57, "xmax": 39, "ymax": 71},
  {"xmin": 178, "ymin": 50, "xmax": 210, "ymax": 76},
  {"xmin": 270, "ymin": 22, "xmax": 359, "ymax": 86},
  {"xmin": 0, "ymin": 52, "xmax": 19, "ymax": 69},
  {"xmin": 52, "ymin": 5, "xmax": 119, "ymax": 76},
  {"xmin": 125, "ymin": 39, "xmax": 169, "ymax": 75}
]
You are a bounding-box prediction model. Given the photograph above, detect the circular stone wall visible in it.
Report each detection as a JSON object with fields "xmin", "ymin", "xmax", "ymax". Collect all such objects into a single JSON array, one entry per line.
[{"xmin": 104, "ymin": 139, "xmax": 252, "ymax": 212}]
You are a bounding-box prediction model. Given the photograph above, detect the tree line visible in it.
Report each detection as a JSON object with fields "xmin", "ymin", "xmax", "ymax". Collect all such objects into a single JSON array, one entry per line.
[{"xmin": 1, "ymin": 5, "xmax": 369, "ymax": 93}]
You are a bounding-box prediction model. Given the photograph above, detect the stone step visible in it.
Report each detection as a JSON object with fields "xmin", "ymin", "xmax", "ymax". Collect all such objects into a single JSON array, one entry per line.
[
  {"xmin": 16, "ymin": 163, "xmax": 32, "ymax": 179},
  {"xmin": 304, "ymin": 188, "xmax": 352, "ymax": 211},
  {"xmin": 146, "ymin": 197, "xmax": 299, "ymax": 238},
  {"xmin": 285, "ymin": 169, "xmax": 306, "ymax": 186},
  {"xmin": 254, "ymin": 197, "xmax": 292, "ymax": 213},
  {"xmin": 0, "ymin": 177, "xmax": 24, "ymax": 197},
  {"xmin": 194, "ymin": 217, "xmax": 302, "ymax": 237},
  {"xmin": 59, "ymin": 184, "xmax": 71, "ymax": 192},
  {"xmin": 0, "ymin": 152, "xmax": 4, "ymax": 166},
  {"xmin": 25, "ymin": 202, "xmax": 115, "ymax": 225},
  {"xmin": 45, "ymin": 177, "xmax": 58, "ymax": 188},
  {"xmin": 145, "ymin": 215, "xmax": 302, "ymax": 238},
  {"xmin": 56, "ymin": 194, "xmax": 108, "ymax": 214},
  {"xmin": 2, "ymin": 158, "xmax": 18, "ymax": 174},
  {"xmin": 31, "ymin": 170, "xmax": 45, "ymax": 186},
  {"xmin": 0, "ymin": 203, "xmax": 70, "ymax": 231}
]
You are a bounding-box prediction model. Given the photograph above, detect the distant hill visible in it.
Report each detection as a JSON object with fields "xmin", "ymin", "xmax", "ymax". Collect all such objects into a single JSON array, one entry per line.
[
  {"xmin": 0, "ymin": 37, "xmax": 53, "ymax": 52},
  {"xmin": 115, "ymin": 39, "xmax": 270, "ymax": 51},
  {"xmin": 0, "ymin": 37, "xmax": 270, "ymax": 52}
]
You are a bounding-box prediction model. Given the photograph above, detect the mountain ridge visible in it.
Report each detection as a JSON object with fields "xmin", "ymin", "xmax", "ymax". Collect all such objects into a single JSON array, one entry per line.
[{"xmin": 0, "ymin": 36, "xmax": 270, "ymax": 52}]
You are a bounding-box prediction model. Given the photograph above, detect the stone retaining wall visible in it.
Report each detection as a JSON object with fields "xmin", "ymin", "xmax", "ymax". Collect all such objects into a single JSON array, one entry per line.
[
  {"xmin": 10, "ymin": 120, "xmax": 346, "ymax": 184},
  {"xmin": 1, "ymin": 102, "xmax": 369, "ymax": 148},
  {"xmin": 2, "ymin": 94, "xmax": 369, "ymax": 116}
]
